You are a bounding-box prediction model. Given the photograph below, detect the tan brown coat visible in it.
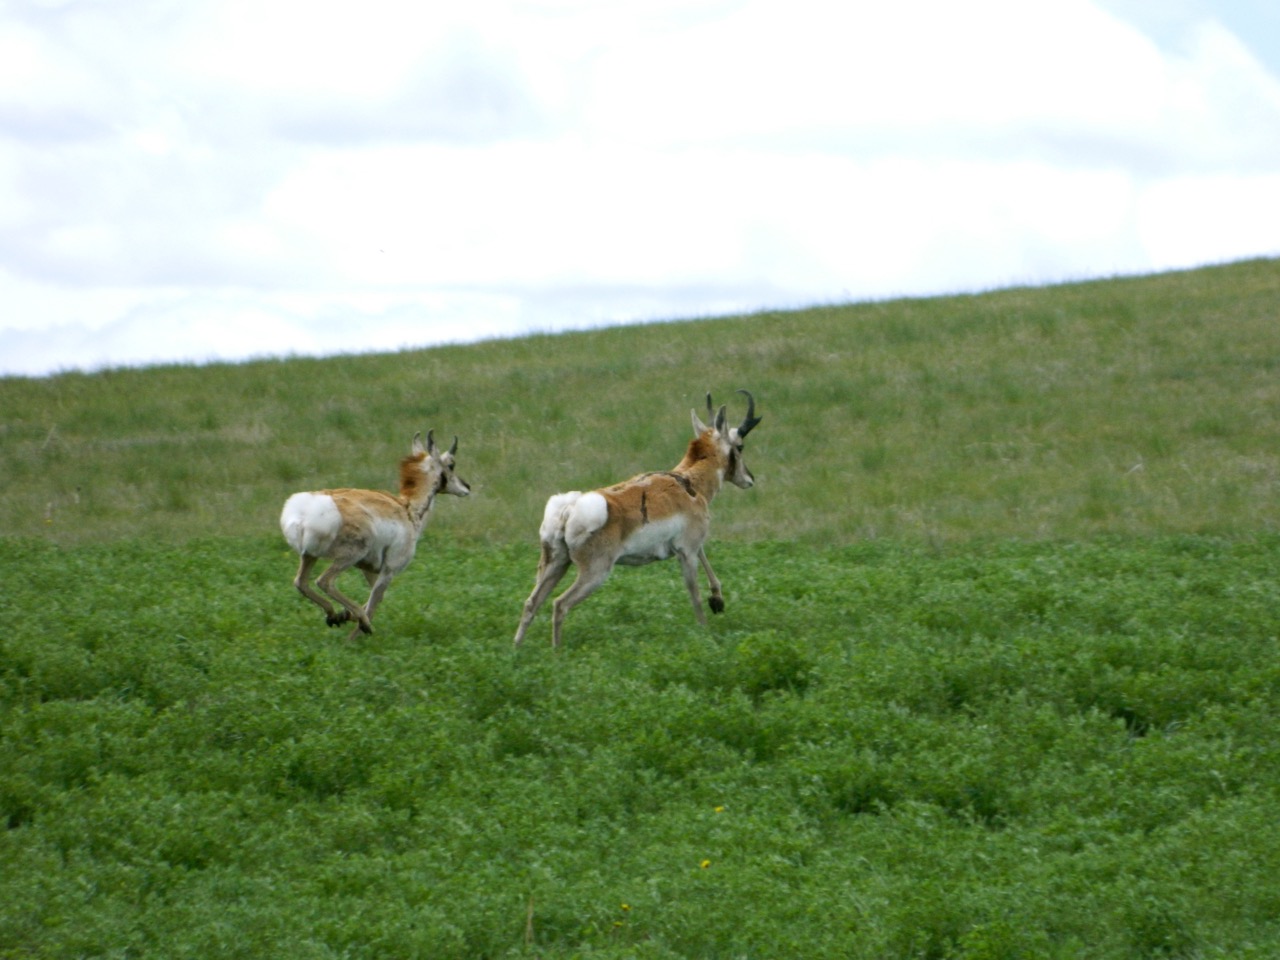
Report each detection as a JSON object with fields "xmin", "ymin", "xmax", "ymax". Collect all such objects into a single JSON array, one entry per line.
[
  {"xmin": 514, "ymin": 391, "xmax": 762, "ymax": 648},
  {"xmin": 281, "ymin": 431, "xmax": 470, "ymax": 641}
]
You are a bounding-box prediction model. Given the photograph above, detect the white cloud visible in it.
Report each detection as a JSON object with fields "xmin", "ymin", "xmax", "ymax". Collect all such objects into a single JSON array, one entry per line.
[
  {"xmin": 1163, "ymin": 21, "xmax": 1280, "ymax": 169},
  {"xmin": 580, "ymin": 0, "xmax": 1174, "ymax": 145},
  {"xmin": 1, "ymin": 0, "xmax": 1279, "ymax": 377},
  {"xmin": 1138, "ymin": 172, "xmax": 1280, "ymax": 266}
]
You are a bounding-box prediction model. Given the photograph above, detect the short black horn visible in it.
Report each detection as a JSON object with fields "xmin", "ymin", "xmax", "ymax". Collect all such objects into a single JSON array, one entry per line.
[{"xmin": 736, "ymin": 389, "xmax": 762, "ymax": 437}]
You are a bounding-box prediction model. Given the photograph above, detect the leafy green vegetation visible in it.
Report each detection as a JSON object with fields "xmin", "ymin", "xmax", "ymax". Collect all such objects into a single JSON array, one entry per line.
[
  {"xmin": 2, "ymin": 259, "xmax": 1280, "ymax": 957},
  {"xmin": 3, "ymin": 537, "xmax": 1278, "ymax": 957}
]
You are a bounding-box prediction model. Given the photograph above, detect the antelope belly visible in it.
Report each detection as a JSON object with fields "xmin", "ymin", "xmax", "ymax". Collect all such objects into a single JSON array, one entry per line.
[{"xmin": 617, "ymin": 515, "xmax": 685, "ymax": 564}]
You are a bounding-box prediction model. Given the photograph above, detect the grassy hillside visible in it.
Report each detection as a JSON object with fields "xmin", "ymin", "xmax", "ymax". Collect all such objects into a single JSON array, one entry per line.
[
  {"xmin": 4, "ymin": 260, "xmax": 1280, "ymax": 958},
  {"xmin": 2, "ymin": 257, "xmax": 1278, "ymax": 545}
]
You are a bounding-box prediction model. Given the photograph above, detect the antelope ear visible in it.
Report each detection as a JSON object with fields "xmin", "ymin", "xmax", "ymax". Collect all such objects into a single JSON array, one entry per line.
[
  {"xmin": 411, "ymin": 432, "xmax": 427, "ymax": 455},
  {"xmin": 691, "ymin": 408, "xmax": 710, "ymax": 436}
]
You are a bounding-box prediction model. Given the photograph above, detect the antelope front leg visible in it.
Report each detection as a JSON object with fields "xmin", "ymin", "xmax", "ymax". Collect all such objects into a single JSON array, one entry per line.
[
  {"xmin": 340, "ymin": 569, "xmax": 388, "ymax": 642},
  {"xmin": 697, "ymin": 548, "xmax": 725, "ymax": 614},
  {"xmin": 362, "ymin": 568, "xmax": 393, "ymax": 625},
  {"xmin": 343, "ymin": 568, "xmax": 376, "ymax": 642}
]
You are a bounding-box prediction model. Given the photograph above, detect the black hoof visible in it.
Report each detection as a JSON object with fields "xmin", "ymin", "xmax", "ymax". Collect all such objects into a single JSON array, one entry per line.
[
  {"xmin": 359, "ymin": 621, "xmax": 373, "ymax": 635},
  {"xmin": 709, "ymin": 596, "xmax": 725, "ymax": 614}
]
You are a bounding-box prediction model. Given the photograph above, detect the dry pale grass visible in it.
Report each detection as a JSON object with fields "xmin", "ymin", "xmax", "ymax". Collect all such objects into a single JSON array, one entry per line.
[{"xmin": 2, "ymin": 257, "xmax": 1278, "ymax": 545}]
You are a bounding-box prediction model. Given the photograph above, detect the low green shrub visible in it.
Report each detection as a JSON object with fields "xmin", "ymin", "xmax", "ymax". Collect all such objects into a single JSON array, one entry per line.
[{"xmin": 2, "ymin": 535, "xmax": 1279, "ymax": 957}]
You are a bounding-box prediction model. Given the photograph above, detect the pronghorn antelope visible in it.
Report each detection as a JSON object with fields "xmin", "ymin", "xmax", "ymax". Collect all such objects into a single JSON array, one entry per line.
[
  {"xmin": 513, "ymin": 390, "xmax": 762, "ymax": 648},
  {"xmin": 280, "ymin": 431, "xmax": 470, "ymax": 641}
]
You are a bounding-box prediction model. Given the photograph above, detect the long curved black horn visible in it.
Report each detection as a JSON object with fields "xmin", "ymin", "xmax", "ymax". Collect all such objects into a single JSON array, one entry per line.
[
  {"xmin": 449, "ymin": 435, "xmax": 459, "ymax": 456},
  {"xmin": 736, "ymin": 389, "xmax": 762, "ymax": 437},
  {"xmin": 706, "ymin": 392, "xmax": 715, "ymax": 421}
]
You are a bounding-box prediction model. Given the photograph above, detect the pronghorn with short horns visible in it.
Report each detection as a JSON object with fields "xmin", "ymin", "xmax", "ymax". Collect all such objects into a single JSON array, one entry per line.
[
  {"xmin": 280, "ymin": 430, "xmax": 470, "ymax": 641},
  {"xmin": 513, "ymin": 390, "xmax": 762, "ymax": 648}
]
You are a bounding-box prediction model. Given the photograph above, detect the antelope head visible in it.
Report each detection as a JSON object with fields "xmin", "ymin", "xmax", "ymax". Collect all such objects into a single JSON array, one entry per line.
[
  {"xmin": 692, "ymin": 389, "xmax": 762, "ymax": 489},
  {"xmin": 411, "ymin": 430, "xmax": 472, "ymax": 497}
]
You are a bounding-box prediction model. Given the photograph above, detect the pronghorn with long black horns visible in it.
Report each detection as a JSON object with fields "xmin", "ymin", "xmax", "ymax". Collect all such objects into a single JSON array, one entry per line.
[
  {"xmin": 513, "ymin": 390, "xmax": 763, "ymax": 648},
  {"xmin": 280, "ymin": 430, "xmax": 470, "ymax": 642}
]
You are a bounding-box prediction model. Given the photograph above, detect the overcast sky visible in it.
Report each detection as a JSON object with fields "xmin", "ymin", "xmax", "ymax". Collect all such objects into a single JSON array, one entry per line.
[{"xmin": 2, "ymin": 0, "xmax": 1279, "ymax": 378}]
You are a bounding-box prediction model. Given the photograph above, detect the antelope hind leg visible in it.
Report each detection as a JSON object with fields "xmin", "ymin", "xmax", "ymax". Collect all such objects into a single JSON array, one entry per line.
[
  {"xmin": 316, "ymin": 558, "xmax": 373, "ymax": 633},
  {"xmin": 514, "ymin": 550, "xmax": 571, "ymax": 646},
  {"xmin": 550, "ymin": 558, "xmax": 613, "ymax": 647},
  {"xmin": 677, "ymin": 551, "xmax": 708, "ymax": 626},
  {"xmin": 294, "ymin": 555, "xmax": 348, "ymax": 624}
]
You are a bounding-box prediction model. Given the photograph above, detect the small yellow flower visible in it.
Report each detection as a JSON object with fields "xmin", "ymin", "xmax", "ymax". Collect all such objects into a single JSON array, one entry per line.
[
  {"xmin": 714, "ymin": 805, "xmax": 725, "ymax": 813},
  {"xmin": 620, "ymin": 903, "xmax": 631, "ymax": 912},
  {"xmin": 700, "ymin": 859, "xmax": 712, "ymax": 869}
]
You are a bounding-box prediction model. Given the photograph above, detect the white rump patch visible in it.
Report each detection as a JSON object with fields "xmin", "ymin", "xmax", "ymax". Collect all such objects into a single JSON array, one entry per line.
[
  {"xmin": 565, "ymin": 491, "xmax": 609, "ymax": 550},
  {"xmin": 540, "ymin": 491, "xmax": 583, "ymax": 543},
  {"xmin": 280, "ymin": 492, "xmax": 342, "ymax": 556}
]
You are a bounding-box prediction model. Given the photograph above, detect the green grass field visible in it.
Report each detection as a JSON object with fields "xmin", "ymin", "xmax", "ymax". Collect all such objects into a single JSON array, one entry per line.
[
  {"xmin": 3, "ymin": 258, "xmax": 1278, "ymax": 546},
  {"xmin": 2, "ymin": 258, "xmax": 1279, "ymax": 958}
]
